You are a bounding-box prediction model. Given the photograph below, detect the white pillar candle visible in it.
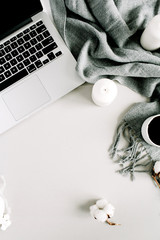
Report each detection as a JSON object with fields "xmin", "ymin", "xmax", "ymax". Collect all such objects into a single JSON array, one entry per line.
[
  {"xmin": 92, "ymin": 78, "xmax": 117, "ymax": 106},
  {"xmin": 140, "ymin": 15, "xmax": 160, "ymax": 51}
]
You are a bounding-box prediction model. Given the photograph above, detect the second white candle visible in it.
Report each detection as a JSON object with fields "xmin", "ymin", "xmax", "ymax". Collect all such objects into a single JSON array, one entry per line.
[{"xmin": 92, "ymin": 78, "xmax": 117, "ymax": 107}]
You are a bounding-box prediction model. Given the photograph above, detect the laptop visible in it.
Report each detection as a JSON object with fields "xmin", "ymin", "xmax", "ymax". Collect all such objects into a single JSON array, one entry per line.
[{"xmin": 0, "ymin": 0, "xmax": 84, "ymax": 134}]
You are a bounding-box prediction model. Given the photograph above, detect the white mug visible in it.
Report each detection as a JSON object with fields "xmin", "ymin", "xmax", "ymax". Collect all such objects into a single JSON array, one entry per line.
[{"xmin": 141, "ymin": 114, "xmax": 160, "ymax": 147}]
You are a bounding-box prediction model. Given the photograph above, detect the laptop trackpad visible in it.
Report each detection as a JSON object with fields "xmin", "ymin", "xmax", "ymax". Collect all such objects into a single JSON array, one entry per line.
[{"xmin": 2, "ymin": 75, "xmax": 50, "ymax": 121}]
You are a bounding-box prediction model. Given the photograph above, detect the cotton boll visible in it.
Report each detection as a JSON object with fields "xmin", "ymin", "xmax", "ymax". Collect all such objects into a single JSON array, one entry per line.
[
  {"xmin": 0, "ymin": 197, "xmax": 5, "ymax": 219},
  {"xmin": 1, "ymin": 223, "xmax": 8, "ymax": 231},
  {"xmin": 0, "ymin": 176, "xmax": 6, "ymax": 193},
  {"xmin": 104, "ymin": 203, "xmax": 115, "ymax": 218},
  {"xmin": 0, "ymin": 176, "xmax": 11, "ymax": 231},
  {"xmin": 0, "ymin": 214, "xmax": 11, "ymax": 231},
  {"xmin": 96, "ymin": 198, "xmax": 108, "ymax": 209},
  {"xmin": 90, "ymin": 204, "xmax": 98, "ymax": 212},
  {"xmin": 90, "ymin": 204, "xmax": 98, "ymax": 217},
  {"xmin": 153, "ymin": 161, "xmax": 160, "ymax": 174},
  {"xmin": 93, "ymin": 209, "xmax": 107, "ymax": 223},
  {"xmin": 89, "ymin": 200, "xmax": 120, "ymax": 226}
]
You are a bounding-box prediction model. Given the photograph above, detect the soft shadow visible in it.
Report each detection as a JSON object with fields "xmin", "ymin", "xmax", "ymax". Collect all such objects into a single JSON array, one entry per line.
[
  {"xmin": 79, "ymin": 198, "xmax": 98, "ymax": 213},
  {"xmin": 78, "ymin": 82, "xmax": 93, "ymax": 103}
]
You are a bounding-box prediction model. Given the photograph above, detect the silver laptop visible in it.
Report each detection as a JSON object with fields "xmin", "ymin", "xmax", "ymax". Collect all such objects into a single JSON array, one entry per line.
[{"xmin": 0, "ymin": 0, "xmax": 84, "ymax": 134}]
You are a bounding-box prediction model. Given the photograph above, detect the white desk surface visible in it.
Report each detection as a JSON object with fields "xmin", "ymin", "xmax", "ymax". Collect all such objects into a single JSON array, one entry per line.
[{"xmin": 1, "ymin": 1, "xmax": 160, "ymax": 240}]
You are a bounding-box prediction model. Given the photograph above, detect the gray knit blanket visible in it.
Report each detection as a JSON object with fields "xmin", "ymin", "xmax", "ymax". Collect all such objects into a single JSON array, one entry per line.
[{"xmin": 50, "ymin": 0, "xmax": 160, "ymax": 179}]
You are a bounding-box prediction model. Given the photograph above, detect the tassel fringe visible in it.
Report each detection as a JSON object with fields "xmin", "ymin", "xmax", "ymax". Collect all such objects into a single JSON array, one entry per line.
[{"xmin": 109, "ymin": 121, "xmax": 153, "ymax": 180}]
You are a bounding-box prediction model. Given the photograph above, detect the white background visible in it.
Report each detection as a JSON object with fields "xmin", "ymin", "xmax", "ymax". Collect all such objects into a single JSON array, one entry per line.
[{"xmin": 1, "ymin": 0, "xmax": 160, "ymax": 239}]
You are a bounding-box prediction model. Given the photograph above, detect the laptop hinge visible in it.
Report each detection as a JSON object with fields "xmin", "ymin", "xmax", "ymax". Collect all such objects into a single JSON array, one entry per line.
[{"xmin": 0, "ymin": 18, "xmax": 32, "ymax": 41}]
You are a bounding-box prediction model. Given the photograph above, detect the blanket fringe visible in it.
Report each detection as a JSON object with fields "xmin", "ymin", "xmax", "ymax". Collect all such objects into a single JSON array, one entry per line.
[{"xmin": 109, "ymin": 121, "xmax": 153, "ymax": 180}]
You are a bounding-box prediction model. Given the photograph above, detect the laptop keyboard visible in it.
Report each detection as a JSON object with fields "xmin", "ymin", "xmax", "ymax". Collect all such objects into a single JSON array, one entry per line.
[{"xmin": 0, "ymin": 20, "xmax": 62, "ymax": 91}]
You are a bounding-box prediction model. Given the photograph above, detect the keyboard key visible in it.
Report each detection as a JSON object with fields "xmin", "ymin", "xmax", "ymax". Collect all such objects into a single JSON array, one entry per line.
[
  {"xmin": 35, "ymin": 43, "xmax": 43, "ymax": 51},
  {"xmin": 5, "ymin": 53, "xmax": 12, "ymax": 61},
  {"xmin": 4, "ymin": 70, "xmax": 11, "ymax": 78},
  {"xmin": 0, "ymin": 74, "xmax": 5, "ymax": 82},
  {"xmin": 36, "ymin": 25, "xmax": 46, "ymax": 34},
  {"xmin": 0, "ymin": 69, "xmax": 28, "ymax": 91},
  {"xmin": 4, "ymin": 40, "xmax": 10, "ymax": 46},
  {"xmin": 11, "ymin": 42, "xmax": 18, "ymax": 49},
  {"xmin": 0, "ymin": 57, "xmax": 6, "ymax": 65},
  {"xmin": 43, "ymin": 59, "xmax": 49, "ymax": 65},
  {"xmin": 55, "ymin": 51, "xmax": 62, "ymax": 57},
  {"xmin": 23, "ymin": 34, "xmax": 31, "ymax": 41},
  {"xmin": 42, "ymin": 37, "xmax": 54, "ymax": 47},
  {"xmin": 0, "ymin": 66, "xmax": 5, "ymax": 73},
  {"xmin": 16, "ymin": 55, "xmax": 24, "ymax": 62},
  {"xmin": 17, "ymin": 46, "xmax": 25, "ymax": 53},
  {"xmin": 17, "ymin": 38, "xmax": 24, "ymax": 45},
  {"xmin": 11, "ymin": 49, "xmax": 19, "ymax": 57},
  {"xmin": 35, "ymin": 60, "xmax": 43, "ymax": 68},
  {"xmin": 36, "ymin": 51, "xmax": 43, "ymax": 58},
  {"xmin": 10, "ymin": 36, "xmax": 17, "ymax": 42},
  {"xmin": 4, "ymin": 45, "xmax": 12, "ymax": 53},
  {"xmin": 36, "ymin": 20, "xmax": 43, "ymax": 26},
  {"xmin": 36, "ymin": 34, "xmax": 44, "ymax": 42},
  {"xmin": 47, "ymin": 52, "xmax": 56, "ymax": 60},
  {"xmin": 30, "ymin": 24, "xmax": 36, "ymax": 30},
  {"xmin": 17, "ymin": 63, "xmax": 24, "ymax": 70},
  {"xmin": 43, "ymin": 30, "xmax": 50, "ymax": 38},
  {"xmin": 23, "ymin": 28, "xmax": 30, "ymax": 34},
  {"xmin": 30, "ymin": 38, "xmax": 37, "ymax": 45},
  {"xmin": 29, "ymin": 47, "xmax": 36, "ymax": 54},
  {"xmin": 23, "ymin": 59, "xmax": 31, "ymax": 66},
  {"xmin": 17, "ymin": 32, "xmax": 23, "ymax": 38},
  {"xmin": 24, "ymin": 42, "xmax": 31, "ymax": 49},
  {"xmin": 30, "ymin": 30, "xmax": 37, "ymax": 38},
  {"xmin": 23, "ymin": 51, "xmax": 30, "ymax": 58},
  {"xmin": 0, "ymin": 44, "xmax": 4, "ymax": 49},
  {"xmin": 0, "ymin": 49, "xmax": 5, "ymax": 57},
  {"xmin": 4, "ymin": 62, "xmax": 11, "ymax": 70},
  {"xmin": 10, "ymin": 58, "xmax": 18, "ymax": 66},
  {"xmin": 30, "ymin": 55, "xmax": 37, "ymax": 62},
  {"xmin": 42, "ymin": 43, "xmax": 57, "ymax": 55},
  {"xmin": 27, "ymin": 64, "xmax": 36, "ymax": 73},
  {"xmin": 10, "ymin": 66, "xmax": 18, "ymax": 74}
]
